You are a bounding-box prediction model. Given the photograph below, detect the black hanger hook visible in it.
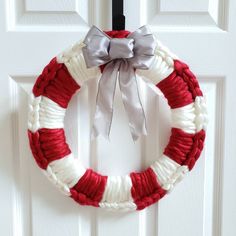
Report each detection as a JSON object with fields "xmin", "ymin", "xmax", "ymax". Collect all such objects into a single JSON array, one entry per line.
[{"xmin": 112, "ymin": 0, "xmax": 125, "ymax": 30}]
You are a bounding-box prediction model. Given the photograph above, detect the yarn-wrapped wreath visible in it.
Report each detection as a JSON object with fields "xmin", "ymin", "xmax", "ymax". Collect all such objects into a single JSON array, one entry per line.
[{"xmin": 28, "ymin": 28, "xmax": 207, "ymax": 211}]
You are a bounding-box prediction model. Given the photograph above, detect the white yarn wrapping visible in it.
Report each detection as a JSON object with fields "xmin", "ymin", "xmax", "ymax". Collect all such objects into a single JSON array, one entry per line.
[
  {"xmin": 47, "ymin": 154, "xmax": 86, "ymax": 188},
  {"xmin": 43, "ymin": 154, "xmax": 86, "ymax": 196},
  {"xmin": 57, "ymin": 41, "xmax": 101, "ymax": 86},
  {"xmin": 28, "ymin": 37, "xmax": 207, "ymax": 211},
  {"xmin": 172, "ymin": 103, "xmax": 196, "ymax": 134},
  {"xmin": 136, "ymin": 39, "xmax": 177, "ymax": 85},
  {"xmin": 150, "ymin": 155, "xmax": 189, "ymax": 192},
  {"xmin": 172, "ymin": 96, "xmax": 208, "ymax": 134},
  {"xmin": 43, "ymin": 168, "xmax": 71, "ymax": 196},
  {"xmin": 28, "ymin": 94, "xmax": 66, "ymax": 132},
  {"xmin": 28, "ymin": 94, "xmax": 41, "ymax": 132},
  {"xmin": 99, "ymin": 202, "xmax": 137, "ymax": 212},
  {"xmin": 194, "ymin": 96, "xmax": 208, "ymax": 131},
  {"xmin": 99, "ymin": 175, "xmax": 136, "ymax": 211}
]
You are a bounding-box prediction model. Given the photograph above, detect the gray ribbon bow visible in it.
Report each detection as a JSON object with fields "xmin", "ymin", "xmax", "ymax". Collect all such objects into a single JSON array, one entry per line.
[{"xmin": 82, "ymin": 25, "xmax": 157, "ymax": 141}]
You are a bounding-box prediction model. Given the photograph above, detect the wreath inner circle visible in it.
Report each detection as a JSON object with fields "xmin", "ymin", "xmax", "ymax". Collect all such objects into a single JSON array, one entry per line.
[{"xmin": 28, "ymin": 26, "xmax": 207, "ymax": 211}]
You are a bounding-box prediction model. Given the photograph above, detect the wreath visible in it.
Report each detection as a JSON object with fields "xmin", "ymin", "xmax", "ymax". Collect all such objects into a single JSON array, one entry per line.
[{"xmin": 28, "ymin": 25, "xmax": 207, "ymax": 211}]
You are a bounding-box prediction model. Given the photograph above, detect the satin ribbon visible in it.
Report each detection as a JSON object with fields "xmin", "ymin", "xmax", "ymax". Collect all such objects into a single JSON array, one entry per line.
[{"xmin": 82, "ymin": 25, "xmax": 157, "ymax": 141}]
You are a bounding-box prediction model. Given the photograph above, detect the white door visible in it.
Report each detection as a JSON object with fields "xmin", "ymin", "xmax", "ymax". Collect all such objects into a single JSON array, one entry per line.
[{"xmin": 1, "ymin": 0, "xmax": 236, "ymax": 235}]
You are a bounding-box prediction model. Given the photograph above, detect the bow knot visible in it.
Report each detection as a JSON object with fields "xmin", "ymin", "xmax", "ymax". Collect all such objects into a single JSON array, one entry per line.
[
  {"xmin": 109, "ymin": 38, "xmax": 134, "ymax": 59},
  {"xmin": 82, "ymin": 25, "xmax": 157, "ymax": 141}
]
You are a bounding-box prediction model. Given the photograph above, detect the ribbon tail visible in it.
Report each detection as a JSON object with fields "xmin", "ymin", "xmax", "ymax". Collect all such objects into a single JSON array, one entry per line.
[
  {"xmin": 91, "ymin": 61, "xmax": 121, "ymax": 140},
  {"xmin": 119, "ymin": 61, "xmax": 147, "ymax": 141}
]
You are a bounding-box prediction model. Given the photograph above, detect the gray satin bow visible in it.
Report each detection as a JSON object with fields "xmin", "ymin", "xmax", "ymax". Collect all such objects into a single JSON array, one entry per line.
[{"xmin": 82, "ymin": 25, "xmax": 157, "ymax": 141}]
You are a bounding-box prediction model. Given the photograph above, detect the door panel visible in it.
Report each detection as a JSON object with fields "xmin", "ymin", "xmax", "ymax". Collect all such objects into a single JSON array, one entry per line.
[{"xmin": 0, "ymin": 0, "xmax": 235, "ymax": 236}]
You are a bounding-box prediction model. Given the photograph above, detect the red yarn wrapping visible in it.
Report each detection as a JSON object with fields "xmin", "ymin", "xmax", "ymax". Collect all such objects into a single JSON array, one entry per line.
[
  {"xmin": 130, "ymin": 167, "xmax": 166, "ymax": 210},
  {"xmin": 104, "ymin": 30, "xmax": 130, "ymax": 38},
  {"xmin": 164, "ymin": 128, "xmax": 206, "ymax": 170},
  {"xmin": 28, "ymin": 128, "xmax": 71, "ymax": 169},
  {"xmin": 174, "ymin": 60, "xmax": 203, "ymax": 98},
  {"xmin": 157, "ymin": 60, "xmax": 202, "ymax": 109},
  {"xmin": 70, "ymin": 169, "xmax": 107, "ymax": 207},
  {"xmin": 33, "ymin": 57, "xmax": 80, "ymax": 108}
]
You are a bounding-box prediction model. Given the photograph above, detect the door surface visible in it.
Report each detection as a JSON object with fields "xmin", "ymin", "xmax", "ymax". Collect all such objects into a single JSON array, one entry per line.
[{"xmin": 1, "ymin": 0, "xmax": 236, "ymax": 236}]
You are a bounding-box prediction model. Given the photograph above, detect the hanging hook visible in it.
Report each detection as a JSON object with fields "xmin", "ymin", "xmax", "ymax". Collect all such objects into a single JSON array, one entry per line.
[{"xmin": 112, "ymin": 0, "xmax": 125, "ymax": 30}]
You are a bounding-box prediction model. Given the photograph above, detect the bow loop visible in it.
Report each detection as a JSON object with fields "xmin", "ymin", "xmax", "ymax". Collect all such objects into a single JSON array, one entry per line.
[
  {"xmin": 82, "ymin": 27, "xmax": 110, "ymax": 68},
  {"xmin": 82, "ymin": 25, "xmax": 157, "ymax": 141},
  {"xmin": 128, "ymin": 26, "xmax": 156, "ymax": 69}
]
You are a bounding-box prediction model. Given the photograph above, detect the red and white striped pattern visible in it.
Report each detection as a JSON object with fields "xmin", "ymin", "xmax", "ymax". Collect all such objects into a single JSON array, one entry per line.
[{"xmin": 28, "ymin": 30, "xmax": 207, "ymax": 211}]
